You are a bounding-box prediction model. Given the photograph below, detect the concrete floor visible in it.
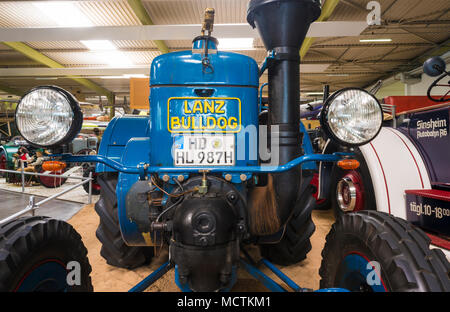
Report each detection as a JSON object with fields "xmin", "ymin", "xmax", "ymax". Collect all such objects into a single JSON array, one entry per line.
[
  {"xmin": 0, "ymin": 166, "xmax": 99, "ymax": 204},
  {"xmin": 0, "ymin": 166, "xmax": 100, "ymax": 222},
  {"xmin": 0, "ymin": 189, "xmax": 84, "ymax": 221},
  {"xmin": 69, "ymin": 204, "xmax": 335, "ymax": 292}
]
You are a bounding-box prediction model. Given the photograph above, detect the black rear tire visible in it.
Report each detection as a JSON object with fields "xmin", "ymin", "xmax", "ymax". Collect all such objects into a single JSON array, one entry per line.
[
  {"xmin": 95, "ymin": 172, "xmax": 154, "ymax": 269},
  {"xmin": 0, "ymin": 216, "xmax": 93, "ymax": 292},
  {"xmin": 259, "ymin": 179, "xmax": 316, "ymax": 266},
  {"xmin": 320, "ymin": 211, "xmax": 450, "ymax": 292}
]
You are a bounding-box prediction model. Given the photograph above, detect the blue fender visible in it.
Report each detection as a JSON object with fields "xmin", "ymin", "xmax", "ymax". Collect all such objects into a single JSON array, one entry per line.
[{"xmin": 96, "ymin": 115, "xmax": 151, "ymax": 173}]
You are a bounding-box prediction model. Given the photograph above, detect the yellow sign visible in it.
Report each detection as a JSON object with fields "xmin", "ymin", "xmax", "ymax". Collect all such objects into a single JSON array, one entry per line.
[{"xmin": 167, "ymin": 97, "xmax": 241, "ymax": 133}]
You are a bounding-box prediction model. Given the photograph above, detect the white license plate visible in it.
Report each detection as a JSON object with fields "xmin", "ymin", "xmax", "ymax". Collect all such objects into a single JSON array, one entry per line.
[{"xmin": 173, "ymin": 135, "xmax": 235, "ymax": 166}]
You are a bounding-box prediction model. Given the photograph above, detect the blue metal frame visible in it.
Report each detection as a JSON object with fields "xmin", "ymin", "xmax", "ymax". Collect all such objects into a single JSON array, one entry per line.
[
  {"xmin": 260, "ymin": 259, "xmax": 303, "ymax": 292},
  {"xmin": 128, "ymin": 258, "xmax": 296, "ymax": 292},
  {"xmin": 300, "ymin": 121, "xmax": 317, "ymax": 171},
  {"xmin": 55, "ymin": 152, "xmax": 350, "ymax": 176},
  {"xmin": 240, "ymin": 259, "xmax": 288, "ymax": 292},
  {"xmin": 128, "ymin": 258, "xmax": 349, "ymax": 292},
  {"xmin": 129, "ymin": 261, "xmax": 174, "ymax": 292},
  {"xmin": 259, "ymin": 52, "xmax": 274, "ymax": 77}
]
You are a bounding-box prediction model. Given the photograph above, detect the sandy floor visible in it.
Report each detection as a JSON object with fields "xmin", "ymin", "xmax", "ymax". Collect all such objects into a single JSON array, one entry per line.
[{"xmin": 68, "ymin": 204, "xmax": 335, "ymax": 292}]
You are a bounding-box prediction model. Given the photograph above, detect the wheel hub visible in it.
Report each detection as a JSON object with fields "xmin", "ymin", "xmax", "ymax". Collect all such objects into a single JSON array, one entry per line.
[{"xmin": 336, "ymin": 171, "xmax": 364, "ymax": 212}]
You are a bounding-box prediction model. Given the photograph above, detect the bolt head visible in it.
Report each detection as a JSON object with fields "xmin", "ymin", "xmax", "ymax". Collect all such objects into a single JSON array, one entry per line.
[
  {"xmin": 199, "ymin": 237, "xmax": 208, "ymax": 246},
  {"xmin": 224, "ymin": 174, "xmax": 232, "ymax": 181},
  {"xmin": 240, "ymin": 174, "xmax": 247, "ymax": 181},
  {"xmin": 177, "ymin": 175, "xmax": 185, "ymax": 182},
  {"xmin": 162, "ymin": 175, "xmax": 170, "ymax": 182}
]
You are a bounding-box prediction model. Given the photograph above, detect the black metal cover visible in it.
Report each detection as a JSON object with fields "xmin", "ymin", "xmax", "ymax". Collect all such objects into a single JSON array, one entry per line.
[{"xmin": 247, "ymin": 0, "xmax": 321, "ymax": 51}]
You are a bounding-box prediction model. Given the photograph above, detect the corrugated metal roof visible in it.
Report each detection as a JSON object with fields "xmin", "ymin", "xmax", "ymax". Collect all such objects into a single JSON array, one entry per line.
[
  {"xmin": 26, "ymin": 41, "xmax": 87, "ymax": 50},
  {"xmin": 0, "ymin": 0, "xmax": 449, "ymax": 97},
  {"xmin": 142, "ymin": 0, "xmax": 249, "ymax": 24},
  {"xmin": 77, "ymin": 1, "xmax": 141, "ymax": 26},
  {"xmin": 0, "ymin": 2, "xmax": 53, "ymax": 27},
  {"xmin": 112, "ymin": 40, "xmax": 157, "ymax": 49},
  {"xmin": 41, "ymin": 50, "xmax": 161, "ymax": 66}
]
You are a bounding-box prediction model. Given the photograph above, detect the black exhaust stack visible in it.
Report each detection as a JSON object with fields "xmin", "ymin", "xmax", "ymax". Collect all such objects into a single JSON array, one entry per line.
[{"xmin": 247, "ymin": 0, "xmax": 321, "ymax": 235}]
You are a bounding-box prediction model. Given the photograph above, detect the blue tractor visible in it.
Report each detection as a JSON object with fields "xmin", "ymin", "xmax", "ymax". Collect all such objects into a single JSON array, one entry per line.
[{"xmin": 1, "ymin": 0, "xmax": 449, "ymax": 292}]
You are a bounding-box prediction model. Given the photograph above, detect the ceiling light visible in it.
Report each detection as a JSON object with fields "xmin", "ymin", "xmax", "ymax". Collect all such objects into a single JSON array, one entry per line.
[
  {"xmin": 218, "ymin": 38, "xmax": 254, "ymax": 50},
  {"xmin": 305, "ymin": 92, "xmax": 324, "ymax": 95},
  {"xmin": 359, "ymin": 38, "xmax": 392, "ymax": 43},
  {"xmin": 124, "ymin": 74, "xmax": 149, "ymax": 78},
  {"xmin": 81, "ymin": 40, "xmax": 116, "ymax": 51},
  {"xmin": 33, "ymin": 2, "xmax": 93, "ymax": 27},
  {"xmin": 100, "ymin": 52, "xmax": 133, "ymax": 67},
  {"xmin": 80, "ymin": 41, "xmax": 132, "ymax": 67}
]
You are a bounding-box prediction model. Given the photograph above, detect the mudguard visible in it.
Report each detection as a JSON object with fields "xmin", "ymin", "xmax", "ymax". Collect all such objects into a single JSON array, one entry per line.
[
  {"xmin": 96, "ymin": 115, "xmax": 151, "ymax": 173},
  {"xmin": 358, "ymin": 127, "xmax": 431, "ymax": 219},
  {"xmin": 318, "ymin": 127, "xmax": 431, "ymax": 219}
]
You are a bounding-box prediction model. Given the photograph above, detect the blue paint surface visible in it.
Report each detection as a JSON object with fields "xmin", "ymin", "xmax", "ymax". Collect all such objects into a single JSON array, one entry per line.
[
  {"xmin": 339, "ymin": 253, "xmax": 386, "ymax": 292},
  {"xmin": 15, "ymin": 260, "xmax": 67, "ymax": 292},
  {"xmin": 149, "ymin": 46, "xmax": 259, "ymax": 172},
  {"xmin": 96, "ymin": 116, "xmax": 150, "ymax": 173}
]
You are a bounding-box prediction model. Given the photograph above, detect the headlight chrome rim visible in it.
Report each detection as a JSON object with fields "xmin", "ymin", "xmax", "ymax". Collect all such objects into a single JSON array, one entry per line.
[
  {"xmin": 15, "ymin": 86, "xmax": 83, "ymax": 148},
  {"xmin": 320, "ymin": 87, "xmax": 383, "ymax": 147}
]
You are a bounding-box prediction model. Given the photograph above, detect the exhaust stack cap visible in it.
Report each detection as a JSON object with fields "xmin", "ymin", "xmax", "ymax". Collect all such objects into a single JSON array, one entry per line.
[{"xmin": 247, "ymin": 0, "xmax": 321, "ymax": 51}]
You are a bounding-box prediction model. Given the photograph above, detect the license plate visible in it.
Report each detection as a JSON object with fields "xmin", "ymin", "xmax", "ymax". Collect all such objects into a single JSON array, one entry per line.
[{"xmin": 173, "ymin": 135, "xmax": 235, "ymax": 166}]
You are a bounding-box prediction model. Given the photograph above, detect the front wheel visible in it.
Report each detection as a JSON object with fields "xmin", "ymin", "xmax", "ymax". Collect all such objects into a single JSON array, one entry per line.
[
  {"xmin": 319, "ymin": 211, "xmax": 450, "ymax": 292},
  {"xmin": 0, "ymin": 216, "xmax": 93, "ymax": 292}
]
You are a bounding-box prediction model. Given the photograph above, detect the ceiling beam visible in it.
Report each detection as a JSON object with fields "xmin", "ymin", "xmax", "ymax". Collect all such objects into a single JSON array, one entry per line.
[
  {"xmin": 300, "ymin": 0, "xmax": 340, "ymax": 59},
  {"xmin": 0, "ymin": 22, "xmax": 366, "ymax": 42},
  {"xmin": 365, "ymin": 38, "xmax": 450, "ymax": 88},
  {"xmin": 399, "ymin": 27, "xmax": 438, "ymax": 46},
  {"xmin": 0, "ymin": 82, "xmax": 24, "ymax": 97},
  {"xmin": 126, "ymin": 0, "xmax": 169, "ymax": 54},
  {"xmin": 0, "ymin": 41, "xmax": 433, "ymax": 56},
  {"xmin": 2, "ymin": 42, "xmax": 114, "ymax": 102},
  {"xmin": 311, "ymin": 42, "xmax": 434, "ymax": 49},
  {"xmin": 0, "ymin": 64, "xmax": 332, "ymax": 77}
]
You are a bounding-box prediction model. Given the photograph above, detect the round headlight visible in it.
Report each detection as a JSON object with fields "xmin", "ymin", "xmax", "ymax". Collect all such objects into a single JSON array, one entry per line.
[
  {"xmin": 15, "ymin": 86, "xmax": 82, "ymax": 148},
  {"xmin": 320, "ymin": 88, "xmax": 383, "ymax": 146}
]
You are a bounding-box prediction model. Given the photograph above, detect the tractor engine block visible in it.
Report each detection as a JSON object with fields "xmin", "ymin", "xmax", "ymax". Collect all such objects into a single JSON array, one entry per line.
[{"xmin": 168, "ymin": 175, "xmax": 247, "ymax": 292}]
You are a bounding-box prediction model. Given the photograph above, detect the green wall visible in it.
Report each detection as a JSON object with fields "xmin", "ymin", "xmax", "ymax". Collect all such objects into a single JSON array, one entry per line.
[{"xmin": 375, "ymin": 81, "xmax": 405, "ymax": 100}]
